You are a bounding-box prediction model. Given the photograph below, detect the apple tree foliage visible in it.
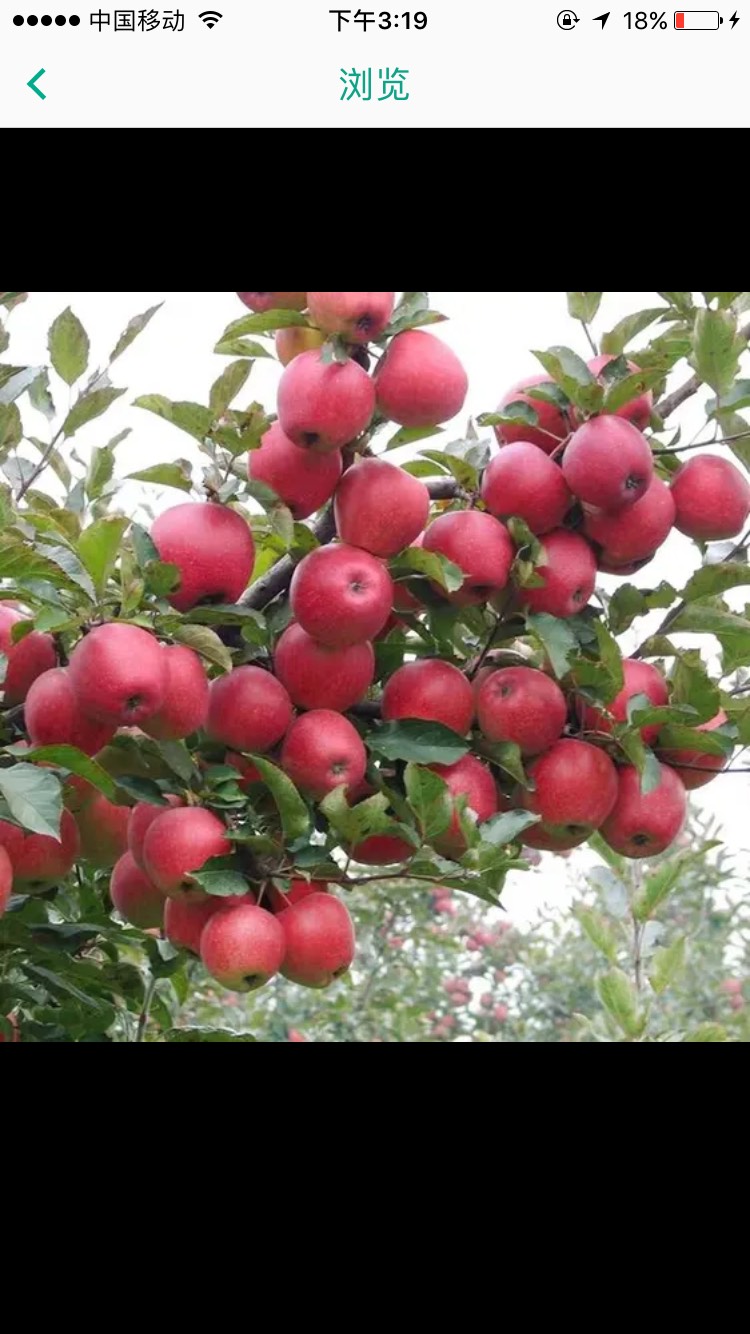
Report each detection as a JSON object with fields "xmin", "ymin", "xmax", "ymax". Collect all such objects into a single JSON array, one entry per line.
[{"xmin": 0, "ymin": 289, "xmax": 749, "ymax": 1042}]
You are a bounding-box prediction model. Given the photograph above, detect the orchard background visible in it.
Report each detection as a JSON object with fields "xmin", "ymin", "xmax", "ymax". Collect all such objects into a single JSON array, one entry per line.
[{"xmin": 0, "ymin": 290, "xmax": 748, "ymax": 1043}]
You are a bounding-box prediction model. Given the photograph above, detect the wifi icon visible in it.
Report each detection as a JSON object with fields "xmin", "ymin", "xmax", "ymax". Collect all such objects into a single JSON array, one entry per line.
[{"xmin": 199, "ymin": 9, "xmax": 222, "ymax": 26}]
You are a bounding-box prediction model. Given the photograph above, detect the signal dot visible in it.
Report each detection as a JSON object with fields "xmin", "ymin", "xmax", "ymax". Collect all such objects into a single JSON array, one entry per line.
[
  {"xmin": 42, "ymin": 13, "xmax": 52, "ymax": 23},
  {"xmin": 56, "ymin": 12, "xmax": 66, "ymax": 21},
  {"xmin": 27, "ymin": 14, "xmax": 38, "ymax": 23},
  {"xmin": 13, "ymin": 14, "xmax": 24, "ymax": 23},
  {"xmin": 69, "ymin": 13, "xmax": 80, "ymax": 21}
]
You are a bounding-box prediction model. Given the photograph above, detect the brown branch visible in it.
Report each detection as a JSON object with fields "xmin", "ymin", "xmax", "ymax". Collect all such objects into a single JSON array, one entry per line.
[
  {"xmin": 653, "ymin": 429, "xmax": 750, "ymax": 457},
  {"xmin": 654, "ymin": 318, "xmax": 750, "ymax": 422}
]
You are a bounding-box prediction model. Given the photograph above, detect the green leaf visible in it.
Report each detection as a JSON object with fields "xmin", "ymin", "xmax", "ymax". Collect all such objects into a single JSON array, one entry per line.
[
  {"xmin": 246, "ymin": 754, "xmax": 310, "ymax": 841},
  {"xmin": 634, "ymin": 842, "xmax": 720, "ymax": 922},
  {"xmin": 133, "ymin": 395, "xmax": 214, "ymax": 443},
  {"xmin": 404, "ymin": 763, "xmax": 452, "ymax": 842},
  {"xmin": 125, "ymin": 460, "xmax": 193, "ymax": 492},
  {"xmin": 214, "ymin": 336, "xmax": 274, "ymax": 358},
  {"xmin": 718, "ymin": 410, "xmax": 750, "ymax": 472},
  {"xmin": 109, "ymin": 303, "xmax": 162, "ymax": 363},
  {"xmin": 270, "ymin": 503, "xmax": 295, "ymax": 549},
  {"xmin": 209, "ymin": 359, "xmax": 253, "ymax": 417},
  {"xmin": 525, "ymin": 612, "xmax": 579, "ymax": 678},
  {"xmin": 706, "ymin": 380, "xmax": 750, "ymax": 416},
  {"xmin": 420, "ymin": 448, "xmax": 478, "ymax": 490},
  {"xmin": 219, "ymin": 310, "xmax": 309, "ymax": 338},
  {"xmin": 649, "ymin": 936, "xmax": 686, "ymax": 995},
  {"xmin": 474, "ymin": 738, "xmax": 528, "ymax": 787},
  {"xmin": 479, "ymin": 809, "xmax": 540, "ymax": 846},
  {"xmin": 130, "ymin": 522, "xmax": 160, "ymax": 569},
  {"xmin": 189, "ymin": 868, "xmax": 251, "ymax": 898},
  {"xmin": 657, "ymin": 293, "xmax": 695, "ymax": 317},
  {"xmin": 681, "ymin": 562, "xmax": 750, "ymax": 602},
  {"xmin": 0, "ymin": 364, "xmax": 27, "ymax": 391},
  {"xmin": 656, "ymin": 723, "xmax": 733, "ymax": 756},
  {"xmin": 669, "ymin": 650, "xmax": 721, "ymax": 722},
  {"xmin": 608, "ymin": 581, "xmax": 677, "ymax": 634},
  {"xmin": 144, "ymin": 560, "xmax": 181, "ymax": 597},
  {"xmin": 600, "ymin": 307, "xmax": 670, "ymax": 357},
  {"xmin": 532, "ymin": 345, "xmax": 602, "ymax": 413},
  {"xmin": 616, "ymin": 728, "xmax": 662, "ymax": 793},
  {"xmin": 690, "ymin": 309, "xmax": 743, "ymax": 396},
  {"xmin": 367, "ymin": 720, "xmax": 471, "ymax": 766},
  {"xmin": 62, "ymin": 387, "xmax": 126, "ymax": 439},
  {"xmin": 77, "ymin": 516, "xmax": 129, "ymax": 594},
  {"xmin": 596, "ymin": 968, "xmax": 643, "ymax": 1038},
  {"xmin": 384, "ymin": 293, "xmax": 447, "ymax": 337},
  {"xmin": 172, "ymin": 623, "xmax": 233, "ymax": 672},
  {"xmin": 387, "ymin": 425, "xmax": 444, "ymax": 450},
  {"xmin": 86, "ymin": 433, "xmax": 127, "ymax": 500},
  {"xmin": 390, "ymin": 546, "xmax": 464, "ymax": 594},
  {"xmin": 163, "ymin": 1027, "xmax": 256, "ymax": 1042},
  {"xmin": 478, "ymin": 403, "xmax": 540, "ymax": 431},
  {"xmin": 0, "ymin": 402, "xmax": 22, "ymax": 452},
  {"xmin": 9, "ymin": 745, "xmax": 118, "ymax": 799},
  {"xmin": 320, "ymin": 786, "xmax": 414, "ymax": 848},
  {"xmin": 702, "ymin": 293, "xmax": 741, "ymax": 310},
  {"xmin": 578, "ymin": 909, "xmax": 619, "ymax": 965},
  {"xmin": 670, "ymin": 600, "xmax": 750, "ymax": 644},
  {"xmin": 48, "ymin": 308, "xmax": 89, "ymax": 385},
  {"xmin": 684, "ymin": 1023, "xmax": 727, "ymax": 1042},
  {"xmin": 566, "ymin": 293, "xmax": 602, "ymax": 324},
  {"xmin": 603, "ymin": 367, "xmax": 665, "ymax": 415},
  {"xmin": 35, "ymin": 542, "xmax": 96, "ymax": 601},
  {"xmin": 0, "ymin": 764, "xmax": 63, "ymax": 839},
  {"xmin": 27, "ymin": 367, "xmax": 56, "ymax": 422}
]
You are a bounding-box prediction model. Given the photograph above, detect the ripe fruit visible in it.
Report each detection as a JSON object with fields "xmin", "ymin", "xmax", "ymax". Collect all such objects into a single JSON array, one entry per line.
[
  {"xmin": 493, "ymin": 375, "xmax": 570, "ymax": 452},
  {"xmin": 520, "ymin": 739, "xmax": 619, "ymax": 850},
  {"xmin": 274, "ymin": 623, "xmax": 374, "ymax": 712},
  {"xmin": 128, "ymin": 795, "xmax": 183, "ymax": 870},
  {"xmin": 584, "ymin": 476, "xmax": 675, "ymax": 567},
  {"xmin": 206, "ymin": 665, "xmax": 292, "ymax": 752},
  {"xmin": 481, "ymin": 443, "xmax": 572, "ymax": 535},
  {"xmin": 375, "ymin": 329, "xmax": 468, "ymax": 427},
  {"xmin": 0, "ymin": 605, "xmax": 57, "ymax": 706},
  {"xmin": 142, "ymin": 807, "xmax": 232, "ymax": 899},
  {"xmin": 477, "ymin": 666, "xmax": 567, "ymax": 756},
  {"xmin": 0, "ymin": 846, "xmax": 12, "ymax": 918},
  {"xmin": 422, "ymin": 510, "xmax": 514, "ymax": 606},
  {"xmin": 522, "ymin": 529, "xmax": 597, "ymax": 618},
  {"xmin": 349, "ymin": 833, "xmax": 415, "ymax": 865},
  {"xmin": 600, "ymin": 762, "xmax": 687, "ymax": 858},
  {"xmin": 76, "ymin": 793, "xmax": 130, "ymax": 869},
  {"xmin": 141, "ymin": 647, "xmax": 209, "ymax": 742},
  {"xmin": 429, "ymin": 754, "xmax": 498, "ymax": 855},
  {"xmin": 280, "ymin": 710, "xmax": 367, "ymax": 800},
  {"xmin": 278, "ymin": 892, "xmax": 355, "ymax": 988},
  {"xmin": 382, "ymin": 659, "xmax": 474, "ymax": 734},
  {"xmin": 577, "ymin": 659, "xmax": 668, "ymax": 745},
  {"xmin": 24, "ymin": 667, "xmax": 115, "ymax": 755},
  {"xmin": 0, "ymin": 1012, "xmax": 20, "ymax": 1043},
  {"xmin": 237, "ymin": 292, "xmax": 306, "ymax": 312},
  {"xmin": 658, "ymin": 710, "xmax": 730, "ymax": 789},
  {"xmin": 151, "ymin": 502, "xmax": 255, "ymax": 612},
  {"xmin": 290, "ymin": 543, "xmax": 393, "ymax": 646},
  {"xmin": 201, "ymin": 902, "xmax": 286, "ymax": 991},
  {"xmin": 277, "ymin": 349, "xmax": 376, "ymax": 453},
  {"xmin": 586, "ymin": 354, "xmax": 653, "ymax": 431},
  {"xmin": 0, "ymin": 808, "xmax": 80, "ymax": 892},
  {"xmin": 164, "ymin": 895, "xmax": 225, "ymax": 954},
  {"xmin": 225, "ymin": 752, "xmax": 263, "ymax": 791},
  {"xmin": 275, "ymin": 326, "xmax": 326, "ymax": 365},
  {"xmin": 563, "ymin": 417, "xmax": 654, "ymax": 511},
  {"xmin": 307, "ymin": 292, "xmax": 395, "ymax": 344},
  {"xmin": 334, "ymin": 458, "xmax": 430, "ymax": 557},
  {"xmin": 267, "ymin": 879, "xmax": 328, "ymax": 913},
  {"xmin": 68, "ymin": 623, "xmax": 168, "ymax": 726},
  {"xmin": 670, "ymin": 455, "xmax": 750, "ymax": 541},
  {"xmin": 110, "ymin": 852, "xmax": 165, "ymax": 929},
  {"xmin": 249, "ymin": 422, "xmax": 342, "ymax": 520}
]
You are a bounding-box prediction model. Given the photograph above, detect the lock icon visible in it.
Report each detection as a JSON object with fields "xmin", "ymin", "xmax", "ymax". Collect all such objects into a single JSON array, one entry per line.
[
  {"xmin": 557, "ymin": 9, "xmax": 579, "ymax": 26},
  {"xmin": 562, "ymin": 11, "xmax": 572, "ymax": 22}
]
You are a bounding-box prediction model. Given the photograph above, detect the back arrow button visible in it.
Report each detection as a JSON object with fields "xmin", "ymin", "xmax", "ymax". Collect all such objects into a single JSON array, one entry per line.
[
  {"xmin": 27, "ymin": 68, "xmax": 46, "ymax": 99},
  {"xmin": 593, "ymin": 11, "xmax": 610, "ymax": 25}
]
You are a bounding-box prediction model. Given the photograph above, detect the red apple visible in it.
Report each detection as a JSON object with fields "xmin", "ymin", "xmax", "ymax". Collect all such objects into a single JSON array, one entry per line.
[
  {"xmin": 658, "ymin": 710, "xmax": 730, "ymax": 790},
  {"xmin": 600, "ymin": 762, "xmax": 687, "ymax": 858},
  {"xmin": 0, "ymin": 808, "xmax": 80, "ymax": 892},
  {"xmin": 0, "ymin": 846, "xmax": 12, "ymax": 918},
  {"xmin": 428, "ymin": 754, "xmax": 498, "ymax": 856},
  {"xmin": 584, "ymin": 475, "xmax": 675, "ymax": 566},
  {"xmin": 586, "ymin": 354, "xmax": 653, "ymax": 430},
  {"xmin": 280, "ymin": 710, "xmax": 367, "ymax": 800},
  {"xmin": 110, "ymin": 851, "xmax": 165, "ymax": 929},
  {"xmin": 307, "ymin": 292, "xmax": 395, "ymax": 344},
  {"xmin": 274, "ymin": 623, "xmax": 374, "ymax": 712},
  {"xmin": 375, "ymin": 329, "xmax": 468, "ymax": 427},
  {"xmin": 249, "ymin": 422, "xmax": 342, "ymax": 520},
  {"xmin": 481, "ymin": 442, "xmax": 572, "ymax": 535},
  {"xmin": 206, "ymin": 665, "xmax": 292, "ymax": 752},
  {"xmin": 76, "ymin": 792, "xmax": 131, "ymax": 869},
  {"xmin": 142, "ymin": 807, "xmax": 232, "ymax": 899},
  {"xmin": 237, "ymin": 292, "xmax": 307, "ymax": 312},
  {"xmin": 151, "ymin": 502, "xmax": 255, "ymax": 612},
  {"xmin": 670, "ymin": 455, "xmax": 750, "ymax": 541},
  {"xmin": 493, "ymin": 375, "xmax": 570, "ymax": 453},
  {"xmin": 277, "ymin": 349, "xmax": 375, "ymax": 453},
  {"xmin": 24, "ymin": 667, "xmax": 115, "ymax": 755},
  {"xmin": 522, "ymin": 529, "xmax": 597, "ymax": 618},
  {"xmin": 563, "ymin": 417, "xmax": 654, "ymax": 511},
  {"xmin": 164, "ymin": 895, "xmax": 225, "ymax": 955},
  {"xmin": 141, "ymin": 646, "xmax": 209, "ymax": 742},
  {"xmin": 577, "ymin": 659, "xmax": 668, "ymax": 745},
  {"xmin": 334, "ymin": 458, "xmax": 430, "ymax": 557},
  {"xmin": 267, "ymin": 879, "xmax": 329, "ymax": 913},
  {"xmin": 520, "ymin": 739, "xmax": 619, "ymax": 850},
  {"xmin": 0, "ymin": 605, "xmax": 57, "ymax": 706},
  {"xmin": 201, "ymin": 902, "xmax": 286, "ymax": 991},
  {"xmin": 477, "ymin": 666, "xmax": 567, "ymax": 756},
  {"xmin": 68, "ymin": 623, "xmax": 168, "ymax": 726},
  {"xmin": 290, "ymin": 543, "xmax": 393, "ymax": 646},
  {"xmin": 348, "ymin": 833, "xmax": 415, "ymax": 865},
  {"xmin": 275, "ymin": 326, "xmax": 326, "ymax": 365},
  {"xmin": 128, "ymin": 795, "xmax": 184, "ymax": 870},
  {"xmin": 278, "ymin": 892, "xmax": 355, "ymax": 988},
  {"xmin": 382, "ymin": 659, "xmax": 474, "ymax": 734},
  {"xmin": 422, "ymin": 510, "xmax": 514, "ymax": 606},
  {"xmin": 225, "ymin": 752, "xmax": 263, "ymax": 791}
]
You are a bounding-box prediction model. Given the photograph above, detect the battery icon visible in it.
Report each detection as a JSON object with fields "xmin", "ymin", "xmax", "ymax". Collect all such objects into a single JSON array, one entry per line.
[{"xmin": 674, "ymin": 11, "xmax": 722, "ymax": 25}]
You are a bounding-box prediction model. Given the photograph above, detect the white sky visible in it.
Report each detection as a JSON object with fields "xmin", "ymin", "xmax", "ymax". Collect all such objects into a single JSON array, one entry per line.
[{"xmin": 6, "ymin": 292, "xmax": 749, "ymax": 926}]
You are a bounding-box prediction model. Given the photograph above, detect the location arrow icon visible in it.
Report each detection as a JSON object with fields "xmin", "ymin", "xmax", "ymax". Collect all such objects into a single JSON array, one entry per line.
[{"xmin": 593, "ymin": 11, "xmax": 610, "ymax": 24}]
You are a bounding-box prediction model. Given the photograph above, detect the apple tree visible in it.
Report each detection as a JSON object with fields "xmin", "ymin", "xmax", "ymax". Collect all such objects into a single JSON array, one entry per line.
[{"xmin": 0, "ymin": 289, "xmax": 749, "ymax": 1043}]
